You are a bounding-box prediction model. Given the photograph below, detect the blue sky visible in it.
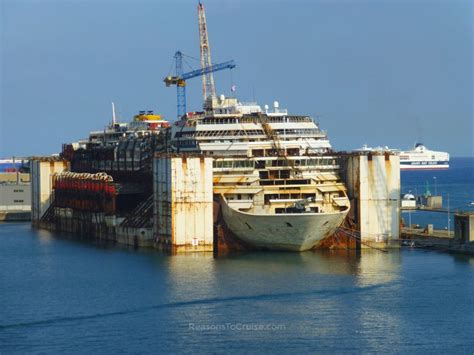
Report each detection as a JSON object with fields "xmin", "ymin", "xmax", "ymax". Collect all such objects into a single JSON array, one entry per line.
[{"xmin": 1, "ymin": 0, "xmax": 472, "ymax": 157}]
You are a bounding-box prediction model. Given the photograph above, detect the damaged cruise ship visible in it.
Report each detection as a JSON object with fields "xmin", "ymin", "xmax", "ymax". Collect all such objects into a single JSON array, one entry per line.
[{"xmin": 170, "ymin": 96, "xmax": 350, "ymax": 251}]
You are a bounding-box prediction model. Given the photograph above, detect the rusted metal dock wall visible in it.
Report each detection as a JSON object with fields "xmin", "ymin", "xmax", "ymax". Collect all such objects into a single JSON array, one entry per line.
[
  {"xmin": 31, "ymin": 159, "xmax": 69, "ymax": 226},
  {"xmin": 154, "ymin": 155, "xmax": 214, "ymax": 252},
  {"xmin": 340, "ymin": 152, "xmax": 400, "ymax": 248}
]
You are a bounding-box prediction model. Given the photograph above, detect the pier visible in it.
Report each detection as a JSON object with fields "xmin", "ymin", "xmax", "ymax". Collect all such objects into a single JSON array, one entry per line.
[
  {"xmin": 400, "ymin": 212, "xmax": 474, "ymax": 255},
  {"xmin": 401, "ymin": 206, "xmax": 457, "ymax": 214}
]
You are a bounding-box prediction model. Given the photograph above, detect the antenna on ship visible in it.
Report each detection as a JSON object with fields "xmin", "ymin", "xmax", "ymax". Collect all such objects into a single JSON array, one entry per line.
[{"xmin": 111, "ymin": 102, "xmax": 117, "ymax": 125}]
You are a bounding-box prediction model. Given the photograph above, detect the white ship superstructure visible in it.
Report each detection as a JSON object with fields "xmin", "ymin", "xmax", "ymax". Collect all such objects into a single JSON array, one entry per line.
[
  {"xmin": 78, "ymin": 110, "xmax": 169, "ymax": 149},
  {"xmin": 172, "ymin": 96, "xmax": 332, "ymax": 156},
  {"xmin": 400, "ymin": 143, "xmax": 449, "ymax": 170},
  {"xmin": 170, "ymin": 96, "xmax": 350, "ymax": 251}
]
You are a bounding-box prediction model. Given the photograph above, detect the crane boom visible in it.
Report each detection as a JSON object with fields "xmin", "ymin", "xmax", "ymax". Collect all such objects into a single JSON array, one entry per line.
[
  {"xmin": 198, "ymin": 1, "xmax": 215, "ymax": 100},
  {"xmin": 164, "ymin": 60, "xmax": 236, "ymax": 86},
  {"xmin": 182, "ymin": 60, "xmax": 235, "ymax": 81},
  {"xmin": 163, "ymin": 51, "xmax": 236, "ymax": 118}
]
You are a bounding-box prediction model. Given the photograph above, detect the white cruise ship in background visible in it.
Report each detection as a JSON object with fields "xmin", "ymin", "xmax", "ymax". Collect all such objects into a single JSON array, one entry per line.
[
  {"xmin": 399, "ymin": 143, "xmax": 449, "ymax": 170},
  {"xmin": 170, "ymin": 95, "xmax": 350, "ymax": 251}
]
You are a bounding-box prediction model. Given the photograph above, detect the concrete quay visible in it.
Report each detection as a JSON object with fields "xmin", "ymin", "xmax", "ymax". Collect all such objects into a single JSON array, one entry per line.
[{"xmin": 401, "ymin": 227, "xmax": 474, "ymax": 255}]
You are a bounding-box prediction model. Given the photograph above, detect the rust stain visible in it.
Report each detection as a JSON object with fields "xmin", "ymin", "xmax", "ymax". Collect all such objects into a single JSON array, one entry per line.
[
  {"xmin": 315, "ymin": 215, "xmax": 358, "ymax": 250},
  {"xmin": 213, "ymin": 200, "xmax": 251, "ymax": 255}
]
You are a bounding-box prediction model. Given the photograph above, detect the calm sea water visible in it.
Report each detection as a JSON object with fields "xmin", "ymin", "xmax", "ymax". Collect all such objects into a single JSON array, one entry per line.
[
  {"xmin": 1, "ymin": 223, "xmax": 474, "ymax": 353},
  {"xmin": 401, "ymin": 157, "xmax": 474, "ymax": 230},
  {"xmin": 1, "ymin": 158, "xmax": 474, "ymax": 353}
]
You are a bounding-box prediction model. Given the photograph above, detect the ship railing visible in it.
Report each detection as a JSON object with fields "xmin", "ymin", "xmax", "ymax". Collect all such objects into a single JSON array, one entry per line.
[{"xmin": 265, "ymin": 116, "xmax": 314, "ymax": 123}]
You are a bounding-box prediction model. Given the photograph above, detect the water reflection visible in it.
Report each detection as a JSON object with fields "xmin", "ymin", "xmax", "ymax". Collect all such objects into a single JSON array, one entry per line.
[
  {"xmin": 357, "ymin": 250, "xmax": 402, "ymax": 286},
  {"xmin": 161, "ymin": 249, "xmax": 404, "ymax": 309},
  {"xmin": 37, "ymin": 228, "xmax": 55, "ymax": 245},
  {"xmin": 159, "ymin": 250, "xmax": 404, "ymax": 349},
  {"xmin": 451, "ymin": 253, "xmax": 474, "ymax": 267},
  {"xmin": 164, "ymin": 250, "xmax": 402, "ymax": 287}
]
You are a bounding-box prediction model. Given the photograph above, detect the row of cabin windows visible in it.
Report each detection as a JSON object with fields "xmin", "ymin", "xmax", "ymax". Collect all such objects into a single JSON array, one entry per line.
[
  {"xmin": 176, "ymin": 130, "xmax": 324, "ymax": 139},
  {"xmin": 200, "ymin": 116, "xmax": 314, "ymax": 124},
  {"xmin": 14, "ymin": 199, "xmax": 24, "ymax": 203},
  {"xmin": 273, "ymin": 128, "xmax": 322, "ymax": 136},
  {"xmin": 213, "ymin": 158, "xmax": 338, "ymax": 169},
  {"xmin": 294, "ymin": 158, "xmax": 337, "ymax": 166},
  {"xmin": 275, "ymin": 207, "xmax": 319, "ymax": 214},
  {"xmin": 13, "ymin": 189, "xmax": 24, "ymax": 193},
  {"xmin": 264, "ymin": 193, "xmax": 316, "ymax": 203},
  {"xmin": 175, "ymin": 130, "xmax": 264, "ymax": 138},
  {"xmin": 176, "ymin": 140, "xmax": 197, "ymax": 148},
  {"xmin": 266, "ymin": 116, "xmax": 314, "ymax": 123},
  {"xmin": 213, "ymin": 160, "xmax": 254, "ymax": 168}
]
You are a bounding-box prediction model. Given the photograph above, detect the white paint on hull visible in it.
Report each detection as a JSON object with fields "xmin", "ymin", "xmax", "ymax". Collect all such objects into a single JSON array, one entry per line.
[
  {"xmin": 400, "ymin": 165, "xmax": 449, "ymax": 170},
  {"xmin": 221, "ymin": 199, "xmax": 348, "ymax": 251}
]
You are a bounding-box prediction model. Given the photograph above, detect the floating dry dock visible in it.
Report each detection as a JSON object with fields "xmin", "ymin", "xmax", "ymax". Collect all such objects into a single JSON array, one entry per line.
[{"xmin": 31, "ymin": 150, "xmax": 401, "ymax": 253}]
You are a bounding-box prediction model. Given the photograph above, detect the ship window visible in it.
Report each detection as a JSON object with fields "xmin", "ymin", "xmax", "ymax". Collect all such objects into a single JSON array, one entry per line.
[
  {"xmin": 264, "ymin": 194, "xmax": 277, "ymax": 203},
  {"xmin": 286, "ymin": 179, "xmax": 310, "ymax": 185}
]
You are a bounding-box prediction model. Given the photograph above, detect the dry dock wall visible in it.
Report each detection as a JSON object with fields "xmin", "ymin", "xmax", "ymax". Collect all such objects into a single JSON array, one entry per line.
[
  {"xmin": 340, "ymin": 152, "xmax": 400, "ymax": 248},
  {"xmin": 31, "ymin": 159, "xmax": 69, "ymax": 225},
  {"xmin": 154, "ymin": 155, "xmax": 214, "ymax": 252},
  {"xmin": 454, "ymin": 213, "xmax": 474, "ymax": 243}
]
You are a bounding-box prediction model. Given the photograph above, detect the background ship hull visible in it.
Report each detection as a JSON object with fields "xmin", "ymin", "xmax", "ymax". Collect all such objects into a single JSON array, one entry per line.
[{"xmin": 400, "ymin": 163, "xmax": 449, "ymax": 170}]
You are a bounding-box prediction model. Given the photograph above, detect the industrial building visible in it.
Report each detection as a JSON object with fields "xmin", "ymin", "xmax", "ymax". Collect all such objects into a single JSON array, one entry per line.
[{"xmin": 0, "ymin": 172, "xmax": 31, "ymax": 221}]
